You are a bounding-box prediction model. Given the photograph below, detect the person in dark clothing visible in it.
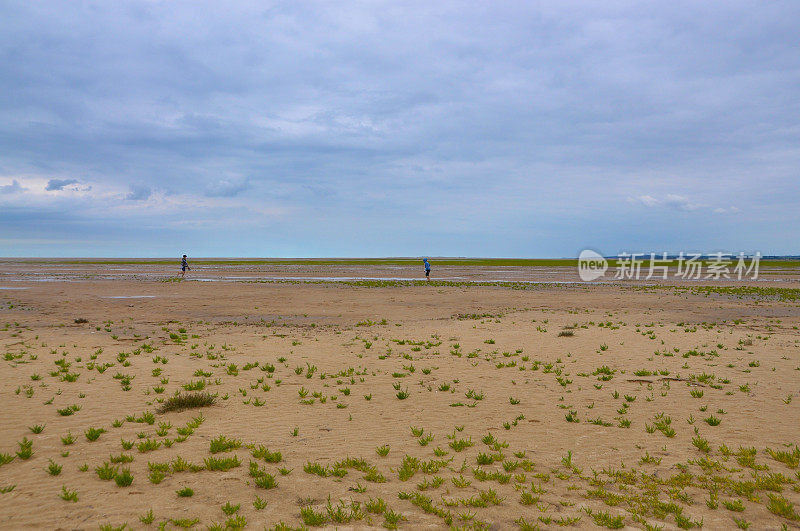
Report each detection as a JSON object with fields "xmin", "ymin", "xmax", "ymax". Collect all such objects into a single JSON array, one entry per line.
[
  {"xmin": 180, "ymin": 255, "xmax": 191, "ymax": 277},
  {"xmin": 423, "ymin": 258, "xmax": 431, "ymax": 281}
]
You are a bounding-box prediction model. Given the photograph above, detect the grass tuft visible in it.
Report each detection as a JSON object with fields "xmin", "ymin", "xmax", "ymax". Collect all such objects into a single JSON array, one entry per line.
[
  {"xmin": 85, "ymin": 427, "xmax": 106, "ymax": 441},
  {"xmin": 767, "ymin": 494, "xmax": 799, "ymax": 520},
  {"xmin": 158, "ymin": 392, "xmax": 216, "ymax": 413},
  {"xmin": 204, "ymin": 455, "xmax": 241, "ymax": 471},
  {"xmin": 16, "ymin": 437, "xmax": 33, "ymax": 460},
  {"xmin": 46, "ymin": 459, "xmax": 63, "ymax": 476},
  {"xmin": 210, "ymin": 435, "xmax": 242, "ymax": 454},
  {"xmin": 114, "ymin": 468, "xmax": 134, "ymax": 487},
  {"xmin": 59, "ymin": 486, "xmax": 78, "ymax": 502}
]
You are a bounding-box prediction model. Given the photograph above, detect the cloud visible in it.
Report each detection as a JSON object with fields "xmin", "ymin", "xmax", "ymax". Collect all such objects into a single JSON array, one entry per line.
[
  {"xmin": 45, "ymin": 178, "xmax": 79, "ymax": 191},
  {"xmin": 125, "ymin": 184, "xmax": 152, "ymax": 201},
  {"xmin": 631, "ymin": 194, "xmax": 706, "ymax": 212},
  {"xmin": 204, "ymin": 177, "xmax": 249, "ymax": 198},
  {"xmin": 0, "ymin": 180, "xmax": 25, "ymax": 194},
  {"xmin": 636, "ymin": 195, "xmax": 660, "ymax": 207},
  {"xmin": 662, "ymin": 194, "xmax": 705, "ymax": 212}
]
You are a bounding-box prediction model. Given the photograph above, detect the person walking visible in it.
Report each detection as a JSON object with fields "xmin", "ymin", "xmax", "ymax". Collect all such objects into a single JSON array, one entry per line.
[
  {"xmin": 180, "ymin": 255, "xmax": 191, "ymax": 277},
  {"xmin": 423, "ymin": 258, "xmax": 431, "ymax": 281}
]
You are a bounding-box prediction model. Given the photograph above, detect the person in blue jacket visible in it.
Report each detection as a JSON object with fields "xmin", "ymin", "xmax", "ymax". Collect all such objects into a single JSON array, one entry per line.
[{"xmin": 423, "ymin": 258, "xmax": 431, "ymax": 281}]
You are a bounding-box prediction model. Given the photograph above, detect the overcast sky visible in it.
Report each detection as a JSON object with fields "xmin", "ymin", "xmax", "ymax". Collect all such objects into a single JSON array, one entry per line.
[{"xmin": 1, "ymin": 1, "xmax": 798, "ymax": 257}]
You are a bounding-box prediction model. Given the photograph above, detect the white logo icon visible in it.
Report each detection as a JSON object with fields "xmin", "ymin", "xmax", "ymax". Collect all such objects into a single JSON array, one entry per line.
[{"xmin": 578, "ymin": 250, "xmax": 608, "ymax": 281}]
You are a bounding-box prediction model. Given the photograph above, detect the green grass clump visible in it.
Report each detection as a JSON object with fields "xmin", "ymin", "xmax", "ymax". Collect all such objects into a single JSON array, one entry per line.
[
  {"xmin": 476, "ymin": 452, "xmax": 497, "ymax": 465},
  {"xmin": 210, "ymin": 435, "xmax": 242, "ymax": 454},
  {"xmin": 46, "ymin": 459, "xmax": 63, "ymax": 476},
  {"xmin": 398, "ymin": 455, "xmax": 419, "ymax": 481},
  {"xmin": 171, "ymin": 456, "xmax": 202, "ymax": 472},
  {"xmin": 300, "ymin": 505, "xmax": 328, "ymax": 526},
  {"xmin": 221, "ymin": 515, "xmax": 246, "ymax": 529},
  {"xmin": 114, "ymin": 468, "xmax": 134, "ymax": 487},
  {"xmin": 252, "ymin": 445, "xmax": 282, "ymax": 463},
  {"xmin": 767, "ymin": 494, "xmax": 799, "ymax": 520},
  {"xmin": 132, "ymin": 410, "xmax": 156, "ymax": 425},
  {"xmin": 29, "ymin": 424, "xmax": 45, "ymax": 434},
  {"xmin": 204, "ymin": 456, "xmax": 241, "ymax": 471},
  {"xmin": 692, "ymin": 436, "xmax": 711, "ymax": 453},
  {"xmin": 766, "ymin": 446, "xmax": 800, "ymax": 468},
  {"xmin": 137, "ymin": 439, "xmax": 161, "ymax": 453},
  {"xmin": 383, "ymin": 508, "xmax": 406, "ymax": 529},
  {"xmin": 158, "ymin": 392, "xmax": 216, "ymax": 413},
  {"xmin": 222, "ymin": 501, "xmax": 240, "ymax": 515},
  {"xmin": 85, "ymin": 427, "xmax": 106, "ymax": 441},
  {"xmin": 109, "ymin": 453, "xmax": 134, "ymax": 464},
  {"xmin": 171, "ymin": 518, "xmax": 200, "ymax": 528},
  {"xmin": 376, "ymin": 445, "xmax": 390, "ymax": 457},
  {"xmin": 449, "ymin": 437, "xmax": 474, "ymax": 452},
  {"xmin": 16, "ymin": 437, "xmax": 33, "ymax": 460},
  {"xmin": 588, "ymin": 509, "xmax": 624, "ymax": 528},
  {"xmin": 723, "ymin": 499, "xmax": 745, "ymax": 512},
  {"xmin": 56, "ymin": 405, "xmax": 81, "ymax": 416},
  {"xmin": 176, "ymin": 486, "xmax": 194, "ymax": 497},
  {"xmin": 96, "ymin": 462, "xmax": 118, "ymax": 480},
  {"xmin": 303, "ymin": 461, "xmax": 343, "ymax": 478},
  {"xmin": 59, "ymin": 486, "xmax": 78, "ymax": 502},
  {"xmin": 249, "ymin": 461, "xmax": 278, "ymax": 489},
  {"xmin": 366, "ymin": 497, "xmax": 387, "ymax": 514},
  {"xmin": 139, "ymin": 509, "xmax": 155, "ymax": 525}
]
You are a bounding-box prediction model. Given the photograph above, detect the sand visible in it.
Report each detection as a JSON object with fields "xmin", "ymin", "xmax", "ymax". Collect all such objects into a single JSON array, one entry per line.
[{"xmin": 1, "ymin": 262, "xmax": 799, "ymax": 530}]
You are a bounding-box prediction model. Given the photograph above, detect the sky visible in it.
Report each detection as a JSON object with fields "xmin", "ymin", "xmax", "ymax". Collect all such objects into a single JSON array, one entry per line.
[{"xmin": 1, "ymin": 1, "xmax": 798, "ymax": 258}]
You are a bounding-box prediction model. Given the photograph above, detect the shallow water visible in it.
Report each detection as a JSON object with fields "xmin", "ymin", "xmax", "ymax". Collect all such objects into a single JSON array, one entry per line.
[
  {"xmin": 186, "ymin": 276, "xmax": 603, "ymax": 284},
  {"xmin": 0, "ymin": 259, "xmax": 796, "ymax": 287}
]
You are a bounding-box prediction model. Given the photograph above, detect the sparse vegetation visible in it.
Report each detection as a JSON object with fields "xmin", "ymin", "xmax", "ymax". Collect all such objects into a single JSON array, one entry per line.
[{"xmin": 158, "ymin": 392, "xmax": 216, "ymax": 413}]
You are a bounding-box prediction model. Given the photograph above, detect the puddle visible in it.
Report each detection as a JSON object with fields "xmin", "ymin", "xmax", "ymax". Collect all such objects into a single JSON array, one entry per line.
[
  {"xmin": 1, "ymin": 278, "xmax": 69, "ymax": 282},
  {"xmin": 0, "ymin": 287, "xmax": 29, "ymax": 290},
  {"xmin": 104, "ymin": 295, "xmax": 156, "ymax": 299}
]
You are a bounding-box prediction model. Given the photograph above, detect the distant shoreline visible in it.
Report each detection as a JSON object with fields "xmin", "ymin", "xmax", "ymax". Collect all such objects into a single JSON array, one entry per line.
[{"xmin": 1, "ymin": 257, "xmax": 798, "ymax": 268}]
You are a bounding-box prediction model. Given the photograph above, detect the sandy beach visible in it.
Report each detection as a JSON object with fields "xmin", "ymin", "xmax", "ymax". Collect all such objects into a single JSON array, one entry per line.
[{"xmin": 1, "ymin": 261, "xmax": 799, "ymax": 530}]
